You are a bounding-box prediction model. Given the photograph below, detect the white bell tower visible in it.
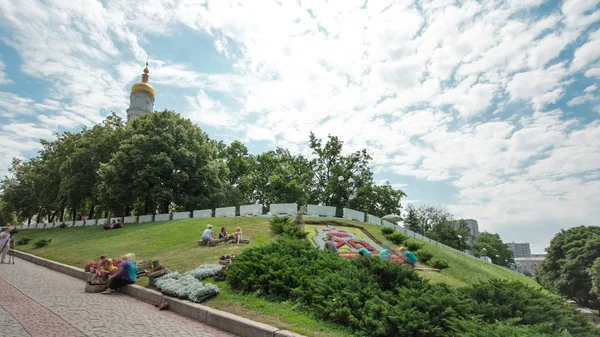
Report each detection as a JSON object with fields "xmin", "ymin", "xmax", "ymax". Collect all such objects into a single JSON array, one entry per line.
[{"xmin": 126, "ymin": 62, "xmax": 155, "ymax": 123}]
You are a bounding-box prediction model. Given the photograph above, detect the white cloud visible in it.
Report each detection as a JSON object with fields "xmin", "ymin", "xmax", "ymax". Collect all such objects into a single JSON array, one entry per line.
[
  {"xmin": 507, "ymin": 63, "xmax": 567, "ymax": 109},
  {"xmin": 0, "ymin": 58, "xmax": 11, "ymax": 85},
  {"xmin": 571, "ymin": 28, "xmax": 600, "ymax": 71}
]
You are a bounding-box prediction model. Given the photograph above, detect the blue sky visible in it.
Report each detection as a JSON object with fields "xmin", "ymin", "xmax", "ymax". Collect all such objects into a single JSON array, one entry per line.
[{"xmin": 1, "ymin": 0, "xmax": 599, "ymax": 253}]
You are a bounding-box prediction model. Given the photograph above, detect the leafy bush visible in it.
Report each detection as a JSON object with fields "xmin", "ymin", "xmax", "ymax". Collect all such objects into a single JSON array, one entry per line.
[
  {"xmin": 381, "ymin": 227, "xmax": 395, "ymax": 235},
  {"xmin": 154, "ymin": 264, "xmax": 221, "ymax": 303},
  {"xmin": 406, "ymin": 241, "xmax": 422, "ymax": 252},
  {"xmin": 416, "ymin": 250, "xmax": 434, "ymax": 264},
  {"xmin": 269, "ymin": 216, "xmax": 308, "ymax": 239},
  {"xmin": 429, "ymin": 258, "xmax": 450, "ymax": 269},
  {"xmin": 16, "ymin": 238, "xmax": 31, "ymax": 246},
  {"xmin": 385, "ymin": 232, "xmax": 408, "ymax": 245},
  {"xmin": 228, "ymin": 240, "xmax": 600, "ymax": 337},
  {"xmin": 33, "ymin": 239, "xmax": 51, "ymax": 248}
]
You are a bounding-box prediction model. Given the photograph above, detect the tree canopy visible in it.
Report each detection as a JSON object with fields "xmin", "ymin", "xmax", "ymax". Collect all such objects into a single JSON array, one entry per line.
[
  {"xmin": 0, "ymin": 110, "xmax": 407, "ymax": 222},
  {"xmin": 403, "ymin": 204, "xmax": 470, "ymax": 251},
  {"xmin": 473, "ymin": 232, "xmax": 514, "ymax": 267},
  {"xmin": 536, "ymin": 225, "xmax": 600, "ymax": 306}
]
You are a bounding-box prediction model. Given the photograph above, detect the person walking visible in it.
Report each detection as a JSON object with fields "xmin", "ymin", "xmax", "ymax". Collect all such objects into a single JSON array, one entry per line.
[{"xmin": 0, "ymin": 226, "xmax": 11, "ymax": 263}]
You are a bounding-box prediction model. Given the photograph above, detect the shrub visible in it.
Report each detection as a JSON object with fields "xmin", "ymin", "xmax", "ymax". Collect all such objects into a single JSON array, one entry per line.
[
  {"xmin": 429, "ymin": 258, "xmax": 450, "ymax": 270},
  {"xmin": 58, "ymin": 223, "xmax": 67, "ymax": 229},
  {"xmin": 416, "ymin": 250, "xmax": 434, "ymax": 264},
  {"xmin": 16, "ymin": 238, "xmax": 31, "ymax": 246},
  {"xmin": 33, "ymin": 239, "xmax": 51, "ymax": 248},
  {"xmin": 406, "ymin": 242, "xmax": 422, "ymax": 252},
  {"xmin": 269, "ymin": 216, "xmax": 308, "ymax": 239},
  {"xmin": 227, "ymin": 239, "xmax": 600, "ymax": 337},
  {"xmin": 154, "ymin": 264, "xmax": 221, "ymax": 303},
  {"xmin": 385, "ymin": 232, "xmax": 408, "ymax": 245},
  {"xmin": 381, "ymin": 227, "xmax": 395, "ymax": 235}
]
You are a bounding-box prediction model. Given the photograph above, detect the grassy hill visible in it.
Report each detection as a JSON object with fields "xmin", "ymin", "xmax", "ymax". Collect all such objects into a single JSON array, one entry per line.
[{"xmin": 13, "ymin": 217, "xmax": 539, "ymax": 336}]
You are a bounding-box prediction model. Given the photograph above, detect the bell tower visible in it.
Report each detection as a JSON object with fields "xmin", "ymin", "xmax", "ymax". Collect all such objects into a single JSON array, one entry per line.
[{"xmin": 126, "ymin": 62, "xmax": 155, "ymax": 123}]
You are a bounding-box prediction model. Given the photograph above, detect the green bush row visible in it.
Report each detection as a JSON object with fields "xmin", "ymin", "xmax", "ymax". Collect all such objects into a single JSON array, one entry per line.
[
  {"xmin": 269, "ymin": 216, "xmax": 308, "ymax": 239},
  {"xmin": 228, "ymin": 239, "xmax": 599, "ymax": 337}
]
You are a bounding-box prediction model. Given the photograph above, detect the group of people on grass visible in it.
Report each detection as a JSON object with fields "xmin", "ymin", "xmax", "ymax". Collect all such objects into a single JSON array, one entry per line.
[
  {"xmin": 324, "ymin": 234, "xmax": 418, "ymax": 267},
  {"xmin": 202, "ymin": 224, "xmax": 243, "ymax": 244},
  {"xmin": 103, "ymin": 219, "xmax": 123, "ymax": 231},
  {"xmin": 89, "ymin": 253, "xmax": 138, "ymax": 294}
]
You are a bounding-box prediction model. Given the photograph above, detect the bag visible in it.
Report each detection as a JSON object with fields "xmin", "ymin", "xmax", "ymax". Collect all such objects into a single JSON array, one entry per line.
[{"xmin": 85, "ymin": 283, "xmax": 108, "ymax": 293}]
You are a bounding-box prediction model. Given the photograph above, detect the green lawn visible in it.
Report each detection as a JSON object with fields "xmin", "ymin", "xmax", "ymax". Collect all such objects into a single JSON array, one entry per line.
[{"xmin": 13, "ymin": 216, "xmax": 538, "ymax": 336}]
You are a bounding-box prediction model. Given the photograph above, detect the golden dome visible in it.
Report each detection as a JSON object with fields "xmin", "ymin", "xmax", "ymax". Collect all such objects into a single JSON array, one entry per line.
[
  {"xmin": 131, "ymin": 82, "xmax": 155, "ymax": 98},
  {"xmin": 130, "ymin": 62, "xmax": 155, "ymax": 98}
]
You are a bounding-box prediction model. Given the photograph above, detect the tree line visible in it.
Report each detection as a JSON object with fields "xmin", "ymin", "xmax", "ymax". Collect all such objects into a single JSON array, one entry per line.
[{"xmin": 0, "ymin": 110, "xmax": 407, "ymax": 225}]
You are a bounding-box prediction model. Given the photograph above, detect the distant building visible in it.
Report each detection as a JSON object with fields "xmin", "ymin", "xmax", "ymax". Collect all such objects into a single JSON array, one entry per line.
[
  {"xmin": 515, "ymin": 254, "xmax": 546, "ymax": 277},
  {"xmin": 455, "ymin": 219, "xmax": 480, "ymax": 247},
  {"xmin": 507, "ymin": 242, "xmax": 531, "ymax": 258}
]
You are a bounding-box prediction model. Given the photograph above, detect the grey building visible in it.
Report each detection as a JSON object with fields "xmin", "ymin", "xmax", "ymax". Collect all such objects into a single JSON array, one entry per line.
[
  {"xmin": 515, "ymin": 254, "xmax": 546, "ymax": 277},
  {"xmin": 507, "ymin": 242, "xmax": 531, "ymax": 258},
  {"xmin": 455, "ymin": 219, "xmax": 480, "ymax": 247}
]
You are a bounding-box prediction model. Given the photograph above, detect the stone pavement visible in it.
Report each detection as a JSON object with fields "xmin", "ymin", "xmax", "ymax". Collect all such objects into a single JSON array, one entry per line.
[{"xmin": 0, "ymin": 258, "xmax": 237, "ymax": 337}]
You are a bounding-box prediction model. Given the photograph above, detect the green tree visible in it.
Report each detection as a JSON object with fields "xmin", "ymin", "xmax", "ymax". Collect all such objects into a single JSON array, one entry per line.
[
  {"xmin": 216, "ymin": 140, "xmax": 254, "ymax": 207},
  {"xmin": 98, "ymin": 110, "xmax": 226, "ymax": 215},
  {"xmin": 349, "ymin": 182, "xmax": 406, "ymax": 218},
  {"xmin": 589, "ymin": 258, "xmax": 600, "ymax": 298},
  {"xmin": 474, "ymin": 232, "xmax": 514, "ymax": 267},
  {"xmin": 403, "ymin": 204, "xmax": 420, "ymax": 233},
  {"xmin": 308, "ymin": 132, "xmax": 372, "ymax": 216},
  {"xmin": 1, "ymin": 159, "xmax": 39, "ymax": 224},
  {"xmin": 246, "ymin": 148, "xmax": 313, "ymax": 207},
  {"xmin": 537, "ymin": 226, "xmax": 600, "ymax": 307}
]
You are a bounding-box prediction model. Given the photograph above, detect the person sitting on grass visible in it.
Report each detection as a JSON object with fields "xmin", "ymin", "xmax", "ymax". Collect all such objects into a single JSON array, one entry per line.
[
  {"xmin": 218, "ymin": 227, "xmax": 230, "ymax": 241},
  {"xmin": 231, "ymin": 227, "xmax": 243, "ymax": 244},
  {"xmin": 101, "ymin": 253, "xmax": 138, "ymax": 294},
  {"xmin": 399, "ymin": 246, "xmax": 418, "ymax": 268},
  {"xmin": 202, "ymin": 224, "xmax": 214, "ymax": 243}
]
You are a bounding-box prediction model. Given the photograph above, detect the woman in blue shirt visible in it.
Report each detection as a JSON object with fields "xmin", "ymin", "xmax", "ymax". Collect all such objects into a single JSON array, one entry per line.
[{"xmin": 101, "ymin": 253, "xmax": 138, "ymax": 294}]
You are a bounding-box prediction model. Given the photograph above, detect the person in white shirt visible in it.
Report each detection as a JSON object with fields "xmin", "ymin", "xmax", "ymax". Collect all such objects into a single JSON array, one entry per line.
[{"xmin": 202, "ymin": 224, "xmax": 214, "ymax": 242}]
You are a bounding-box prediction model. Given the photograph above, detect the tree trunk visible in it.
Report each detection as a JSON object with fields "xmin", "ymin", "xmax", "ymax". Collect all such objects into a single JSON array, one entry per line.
[
  {"xmin": 49, "ymin": 211, "xmax": 55, "ymax": 222},
  {"xmin": 160, "ymin": 201, "xmax": 169, "ymax": 214},
  {"xmin": 88, "ymin": 202, "xmax": 96, "ymax": 219},
  {"xmin": 27, "ymin": 216, "xmax": 32, "ymax": 225},
  {"xmin": 59, "ymin": 208, "xmax": 65, "ymax": 222},
  {"xmin": 71, "ymin": 205, "xmax": 77, "ymax": 221},
  {"xmin": 144, "ymin": 196, "xmax": 150, "ymax": 215}
]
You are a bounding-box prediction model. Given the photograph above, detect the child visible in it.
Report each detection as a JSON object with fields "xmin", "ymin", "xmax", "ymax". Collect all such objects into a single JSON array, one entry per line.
[
  {"xmin": 399, "ymin": 247, "xmax": 418, "ymax": 268},
  {"xmin": 90, "ymin": 255, "xmax": 108, "ymax": 273},
  {"xmin": 101, "ymin": 253, "xmax": 138, "ymax": 295}
]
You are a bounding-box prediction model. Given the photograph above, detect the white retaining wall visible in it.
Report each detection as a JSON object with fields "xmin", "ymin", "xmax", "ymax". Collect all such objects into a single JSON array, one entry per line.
[
  {"xmin": 382, "ymin": 220, "xmax": 395, "ymax": 228},
  {"xmin": 193, "ymin": 209, "xmax": 212, "ymax": 218},
  {"xmin": 343, "ymin": 208, "xmax": 365, "ymax": 222},
  {"xmin": 172, "ymin": 211, "xmax": 191, "ymax": 220},
  {"xmin": 86, "ymin": 219, "xmax": 96, "ymax": 226},
  {"xmin": 307, "ymin": 204, "xmax": 336, "ymax": 217},
  {"xmin": 270, "ymin": 203, "xmax": 297, "ymax": 216},
  {"xmin": 239, "ymin": 204, "xmax": 263, "ymax": 216},
  {"xmin": 124, "ymin": 216, "xmax": 137, "ymax": 224},
  {"xmin": 138, "ymin": 215, "xmax": 153, "ymax": 223},
  {"xmin": 215, "ymin": 207, "xmax": 236, "ymax": 217},
  {"xmin": 97, "ymin": 218, "xmax": 109, "ymax": 226},
  {"xmin": 154, "ymin": 213, "xmax": 171, "ymax": 222},
  {"xmin": 74, "ymin": 220, "xmax": 85, "ymax": 227},
  {"xmin": 367, "ymin": 214, "xmax": 381, "ymax": 225}
]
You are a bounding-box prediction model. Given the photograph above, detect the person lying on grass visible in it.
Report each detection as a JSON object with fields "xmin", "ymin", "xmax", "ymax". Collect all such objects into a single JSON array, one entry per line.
[
  {"xmin": 399, "ymin": 246, "xmax": 418, "ymax": 268},
  {"xmin": 101, "ymin": 253, "xmax": 138, "ymax": 295},
  {"xmin": 231, "ymin": 227, "xmax": 243, "ymax": 244}
]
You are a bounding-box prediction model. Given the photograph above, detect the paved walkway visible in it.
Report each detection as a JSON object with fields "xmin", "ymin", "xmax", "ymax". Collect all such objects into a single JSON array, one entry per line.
[{"xmin": 0, "ymin": 258, "xmax": 237, "ymax": 337}]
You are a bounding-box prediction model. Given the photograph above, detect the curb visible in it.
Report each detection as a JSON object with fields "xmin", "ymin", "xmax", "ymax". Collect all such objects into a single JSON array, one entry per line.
[{"xmin": 13, "ymin": 250, "xmax": 306, "ymax": 337}]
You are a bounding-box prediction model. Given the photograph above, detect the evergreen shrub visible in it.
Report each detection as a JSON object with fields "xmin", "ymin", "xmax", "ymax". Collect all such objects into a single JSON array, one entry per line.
[
  {"xmin": 227, "ymin": 240, "xmax": 600, "ymax": 336},
  {"xmin": 381, "ymin": 227, "xmax": 395, "ymax": 235},
  {"xmin": 406, "ymin": 241, "xmax": 422, "ymax": 252},
  {"xmin": 429, "ymin": 258, "xmax": 450, "ymax": 270},
  {"xmin": 385, "ymin": 232, "xmax": 408, "ymax": 245},
  {"xmin": 269, "ymin": 216, "xmax": 308, "ymax": 239},
  {"xmin": 416, "ymin": 250, "xmax": 434, "ymax": 263}
]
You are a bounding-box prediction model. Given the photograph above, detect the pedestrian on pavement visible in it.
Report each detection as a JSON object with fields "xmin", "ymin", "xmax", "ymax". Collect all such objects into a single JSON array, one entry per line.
[
  {"xmin": 101, "ymin": 253, "xmax": 138, "ymax": 294},
  {"xmin": 0, "ymin": 226, "xmax": 11, "ymax": 263}
]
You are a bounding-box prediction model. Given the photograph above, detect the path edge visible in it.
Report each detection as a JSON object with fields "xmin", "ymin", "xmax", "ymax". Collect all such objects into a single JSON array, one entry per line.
[{"xmin": 13, "ymin": 250, "xmax": 306, "ymax": 337}]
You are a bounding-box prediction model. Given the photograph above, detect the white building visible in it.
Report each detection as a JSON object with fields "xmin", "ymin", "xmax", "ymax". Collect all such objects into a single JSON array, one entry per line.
[
  {"xmin": 515, "ymin": 254, "xmax": 546, "ymax": 277},
  {"xmin": 126, "ymin": 62, "xmax": 155, "ymax": 123},
  {"xmin": 507, "ymin": 242, "xmax": 531, "ymax": 258},
  {"xmin": 455, "ymin": 219, "xmax": 480, "ymax": 247}
]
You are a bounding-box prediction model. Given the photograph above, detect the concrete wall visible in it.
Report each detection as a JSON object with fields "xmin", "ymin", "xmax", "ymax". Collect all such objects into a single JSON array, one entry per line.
[
  {"xmin": 343, "ymin": 208, "xmax": 365, "ymax": 222},
  {"xmin": 270, "ymin": 203, "xmax": 297, "ymax": 216},
  {"xmin": 97, "ymin": 218, "xmax": 109, "ymax": 226},
  {"xmin": 193, "ymin": 209, "xmax": 212, "ymax": 218},
  {"xmin": 367, "ymin": 214, "xmax": 381, "ymax": 225},
  {"xmin": 154, "ymin": 213, "xmax": 171, "ymax": 222},
  {"xmin": 172, "ymin": 211, "xmax": 191, "ymax": 220},
  {"xmin": 124, "ymin": 216, "xmax": 137, "ymax": 224},
  {"xmin": 138, "ymin": 215, "xmax": 153, "ymax": 223},
  {"xmin": 382, "ymin": 220, "xmax": 395, "ymax": 228},
  {"xmin": 239, "ymin": 204, "xmax": 263, "ymax": 216},
  {"xmin": 86, "ymin": 219, "xmax": 97, "ymax": 226},
  {"xmin": 307, "ymin": 204, "xmax": 336, "ymax": 217},
  {"xmin": 74, "ymin": 220, "xmax": 85, "ymax": 227},
  {"xmin": 215, "ymin": 207, "xmax": 236, "ymax": 217}
]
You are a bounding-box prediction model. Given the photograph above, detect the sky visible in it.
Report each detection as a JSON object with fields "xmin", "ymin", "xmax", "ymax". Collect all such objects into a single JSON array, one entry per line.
[{"xmin": 0, "ymin": 0, "xmax": 599, "ymax": 253}]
